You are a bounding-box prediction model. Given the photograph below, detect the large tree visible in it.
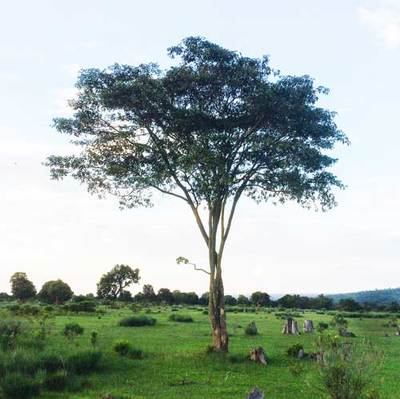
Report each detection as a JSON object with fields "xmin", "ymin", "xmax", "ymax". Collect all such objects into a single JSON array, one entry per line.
[
  {"xmin": 47, "ymin": 37, "xmax": 347, "ymax": 351},
  {"xmin": 97, "ymin": 264, "xmax": 140, "ymax": 299},
  {"xmin": 10, "ymin": 272, "xmax": 36, "ymax": 302}
]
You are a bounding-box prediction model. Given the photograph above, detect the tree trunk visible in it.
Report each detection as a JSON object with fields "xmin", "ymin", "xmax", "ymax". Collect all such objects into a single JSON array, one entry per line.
[
  {"xmin": 282, "ymin": 317, "xmax": 299, "ymax": 335},
  {"xmin": 303, "ymin": 319, "xmax": 314, "ymax": 333},
  {"xmin": 209, "ymin": 256, "xmax": 228, "ymax": 351}
]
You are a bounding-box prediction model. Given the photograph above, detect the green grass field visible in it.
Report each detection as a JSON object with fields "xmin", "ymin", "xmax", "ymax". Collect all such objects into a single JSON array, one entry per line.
[{"xmin": 2, "ymin": 306, "xmax": 400, "ymax": 398}]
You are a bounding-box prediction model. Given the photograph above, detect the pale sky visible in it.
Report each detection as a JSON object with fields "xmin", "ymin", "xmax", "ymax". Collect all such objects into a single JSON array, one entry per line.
[{"xmin": 1, "ymin": 0, "xmax": 399, "ymax": 296}]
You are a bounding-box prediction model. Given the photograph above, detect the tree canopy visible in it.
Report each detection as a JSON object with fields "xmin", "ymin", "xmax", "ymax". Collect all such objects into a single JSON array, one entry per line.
[
  {"xmin": 97, "ymin": 264, "xmax": 140, "ymax": 299},
  {"xmin": 10, "ymin": 272, "xmax": 36, "ymax": 302}
]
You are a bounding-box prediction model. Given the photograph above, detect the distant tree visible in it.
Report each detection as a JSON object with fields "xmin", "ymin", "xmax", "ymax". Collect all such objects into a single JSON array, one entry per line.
[
  {"xmin": 337, "ymin": 298, "xmax": 361, "ymax": 312},
  {"xmin": 47, "ymin": 37, "xmax": 347, "ymax": 351},
  {"xmin": 311, "ymin": 294, "xmax": 333, "ymax": 310},
  {"xmin": 97, "ymin": 265, "xmax": 140, "ymax": 300},
  {"xmin": 38, "ymin": 280, "xmax": 73, "ymax": 304},
  {"xmin": 199, "ymin": 292, "xmax": 209, "ymax": 306},
  {"xmin": 250, "ymin": 291, "xmax": 270, "ymax": 307},
  {"xmin": 278, "ymin": 294, "xmax": 312, "ymax": 309},
  {"xmin": 386, "ymin": 301, "xmax": 400, "ymax": 312},
  {"xmin": 142, "ymin": 284, "xmax": 156, "ymax": 302},
  {"xmin": 224, "ymin": 295, "xmax": 237, "ymax": 306},
  {"xmin": 10, "ymin": 272, "xmax": 36, "ymax": 302},
  {"xmin": 119, "ymin": 290, "xmax": 133, "ymax": 302},
  {"xmin": 182, "ymin": 292, "xmax": 199, "ymax": 305},
  {"xmin": 133, "ymin": 292, "xmax": 145, "ymax": 303},
  {"xmin": 157, "ymin": 288, "xmax": 174, "ymax": 305},
  {"xmin": 237, "ymin": 295, "xmax": 250, "ymax": 306},
  {"xmin": 0, "ymin": 292, "xmax": 11, "ymax": 301}
]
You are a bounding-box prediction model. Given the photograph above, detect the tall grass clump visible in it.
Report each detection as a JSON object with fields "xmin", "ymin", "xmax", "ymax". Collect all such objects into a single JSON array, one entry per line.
[
  {"xmin": 119, "ymin": 316, "xmax": 156, "ymax": 327},
  {"xmin": 168, "ymin": 314, "xmax": 193, "ymax": 323}
]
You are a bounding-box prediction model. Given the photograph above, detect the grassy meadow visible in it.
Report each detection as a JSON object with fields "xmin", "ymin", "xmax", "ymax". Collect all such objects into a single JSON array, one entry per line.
[{"xmin": 1, "ymin": 304, "xmax": 400, "ymax": 398}]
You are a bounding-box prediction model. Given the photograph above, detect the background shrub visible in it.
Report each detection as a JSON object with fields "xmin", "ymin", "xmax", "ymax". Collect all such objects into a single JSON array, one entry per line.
[
  {"xmin": 113, "ymin": 340, "xmax": 131, "ymax": 356},
  {"xmin": 169, "ymin": 314, "xmax": 193, "ymax": 323},
  {"xmin": 119, "ymin": 316, "xmax": 156, "ymax": 327},
  {"xmin": 63, "ymin": 323, "xmax": 84, "ymax": 340},
  {"xmin": 66, "ymin": 351, "xmax": 102, "ymax": 374},
  {"xmin": 1, "ymin": 372, "xmax": 41, "ymax": 399},
  {"xmin": 287, "ymin": 343, "xmax": 304, "ymax": 357}
]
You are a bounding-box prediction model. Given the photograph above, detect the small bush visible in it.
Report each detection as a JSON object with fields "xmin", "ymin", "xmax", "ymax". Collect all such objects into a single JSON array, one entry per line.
[
  {"xmin": 119, "ymin": 316, "xmax": 156, "ymax": 327},
  {"xmin": 39, "ymin": 353, "xmax": 64, "ymax": 373},
  {"xmin": 44, "ymin": 373, "xmax": 68, "ymax": 391},
  {"xmin": 63, "ymin": 323, "xmax": 84, "ymax": 340},
  {"xmin": 228, "ymin": 353, "xmax": 248, "ymax": 363},
  {"xmin": 245, "ymin": 321, "xmax": 258, "ymax": 336},
  {"xmin": 0, "ymin": 319, "xmax": 24, "ymax": 350},
  {"xmin": 287, "ymin": 343, "xmax": 304, "ymax": 357},
  {"xmin": 128, "ymin": 348, "xmax": 143, "ymax": 360},
  {"xmin": 5, "ymin": 350, "xmax": 39, "ymax": 376},
  {"xmin": 113, "ymin": 340, "xmax": 131, "ymax": 356},
  {"xmin": 169, "ymin": 314, "xmax": 193, "ymax": 323},
  {"xmin": 318, "ymin": 322, "xmax": 329, "ymax": 332},
  {"xmin": 66, "ymin": 351, "xmax": 102, "ymax": 374},
  {"xmin": 1, "ymin": 372, "xmax": 41, "ymax": 399},
  {"xmin": 65, "ymin": 301, "xmax": 96, "ymax": 313}
]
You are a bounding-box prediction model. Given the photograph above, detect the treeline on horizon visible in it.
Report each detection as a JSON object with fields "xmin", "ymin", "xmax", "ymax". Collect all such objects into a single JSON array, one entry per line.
[{"xmin": 2, "ymin": 270, "xmax": 400, "ymax": 313}]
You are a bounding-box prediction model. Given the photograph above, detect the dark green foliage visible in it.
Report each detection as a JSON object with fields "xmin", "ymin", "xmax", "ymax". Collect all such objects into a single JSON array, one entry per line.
[
  {"xmin": 317, "ymin": 336, "xmax": 383, "ymax": 399},
  {"xmin": 119, "ymin": 316, "xmax": 156, "ymax": 327},
  {"xmin": 10, "ymin": 272, "xmax": 37, "ymax": 302},
  {"xmin": 228, "ymin": 353, "xmax": 248, "ymax": 363},
  {"xmin": 38, "ymin": 280, "xmax": 73, "ymax": 304},
  {"xmin": 39, "ymin": 353, "xmax": 64, "ymax": 373},
  {"xmin": 8, "ymin": 304, "xmax": 41, "ymax": 316},
  {"xmin": 328, "ymin": 288, "xmax": 400, "ymax": 306},
  {"xmin": 65, "ymin": 301, "xmax": 96, "ymax": 313},
  {"xmin": 97, "ymin": 264, "xmax": 140, "ymax": 300},
  {"xmin": 63, "ymin": 323, "xmax": 84, "ymax": 340},
  {"xmin": 250, "ymin": 292, "xmax": 270, "ymax": 307},
  {"xmin": 169, "ymin": 314, "xmax": 193, "ymax": 323},
  {"xmin": 113, "ymin": 340, "xmax": 131, "ymax": 356},
  {"xmin": 287, "ymin": 343, "xmax": 304, "ymax": 357},
  {"xmin": 1, "ymin": 372, "xmax": 41, "ymax": 399},
  {"xmin": 4, "ymin": 350, "xmax": 39, "ymax": 376},
  {"xmin": 237, "ymin": 295, "xmax": 250, "ymax": 306},
  {"xmin": 0, "ymin": 319, "xmax": 24, "ymax": 350},
  {"xmin": 245, "ymin": 321, "xmax": 258, "ymax": 336},
  {"xmin": 224, "ymin": 295, "xmax": 237, "ymax": 306},
  {"xmin": 90, "ymin": 331, "xmax": 98, "ymax": 348},
  {"xmin": 44, "ymin": 373, "xmax": 68, "ymax": 391},
  {"xmin": 66, "ymin": 351, "xmax": 102, "ymax": 374},
  {"xmin": 128, "ymin": 348, "xmax": 143, "ymax": 360},
  {"xmin": 318, "ymin": 322, "xmax": 330, "ymax": 332}
]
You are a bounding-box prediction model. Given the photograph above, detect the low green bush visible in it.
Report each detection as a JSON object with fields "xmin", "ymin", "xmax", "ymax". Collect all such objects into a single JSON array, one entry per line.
[
  {"xmin": 119, "ymin": 316, "xmax": 156, "ymax": 327},
  {"xmin": 1, "ymin": 372, "xmax": 41, "ymax": 399},
  {"xmin": 66, "ymin": 351, "xmax": 102, "ymax": 374},
  {"xmin": 44, "ymin": 373, "xmax": 68, "ymax": 391},
  {"xmin": 39, "ymin": 353, "xmax": 64, "ymax": 373},
  {"xmin": 0, "ymin": 319, "xmax": 24, "ymax": 350},
  {"xmin": 113, "ymin": 340, "xmax": 131, "ymax": 356},
  {"xmin": 63, "ymin": 323, "xmax": 84, "ymax": 340},
  {"xmin": 287, "ymin": 343, "xmax": 304, "ymax": 357},
  {"xmin": 169, "ymin": 314, "xmax": 193, "ymax": 323}
]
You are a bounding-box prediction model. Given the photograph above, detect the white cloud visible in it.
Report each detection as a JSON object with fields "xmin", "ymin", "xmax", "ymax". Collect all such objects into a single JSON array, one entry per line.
[{"xmin": 359, "ymin": 1, "xmax": 400, "ymax": 48}]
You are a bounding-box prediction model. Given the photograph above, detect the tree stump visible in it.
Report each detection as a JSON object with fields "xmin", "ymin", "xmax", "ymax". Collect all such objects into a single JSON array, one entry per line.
[
  {"xmin": 282, "ymin": 317, "xmax": 299, "ymax": 335},
  {"xmin": 249, "ymin": 346, "xmax": 268, "ymax": 365},
  {"xmin": 246, "ymin": 387, "xmax": 264, "ymax": 399},
  {"xmin": 303, "ymin": 319, "xmax": 314, "ymax": 333}
]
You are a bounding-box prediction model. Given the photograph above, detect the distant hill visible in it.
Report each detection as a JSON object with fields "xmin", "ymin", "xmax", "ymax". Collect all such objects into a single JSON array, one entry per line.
[{"xmin": 327, "ymin": 288, "xmax": 400, "ymax": 305}]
